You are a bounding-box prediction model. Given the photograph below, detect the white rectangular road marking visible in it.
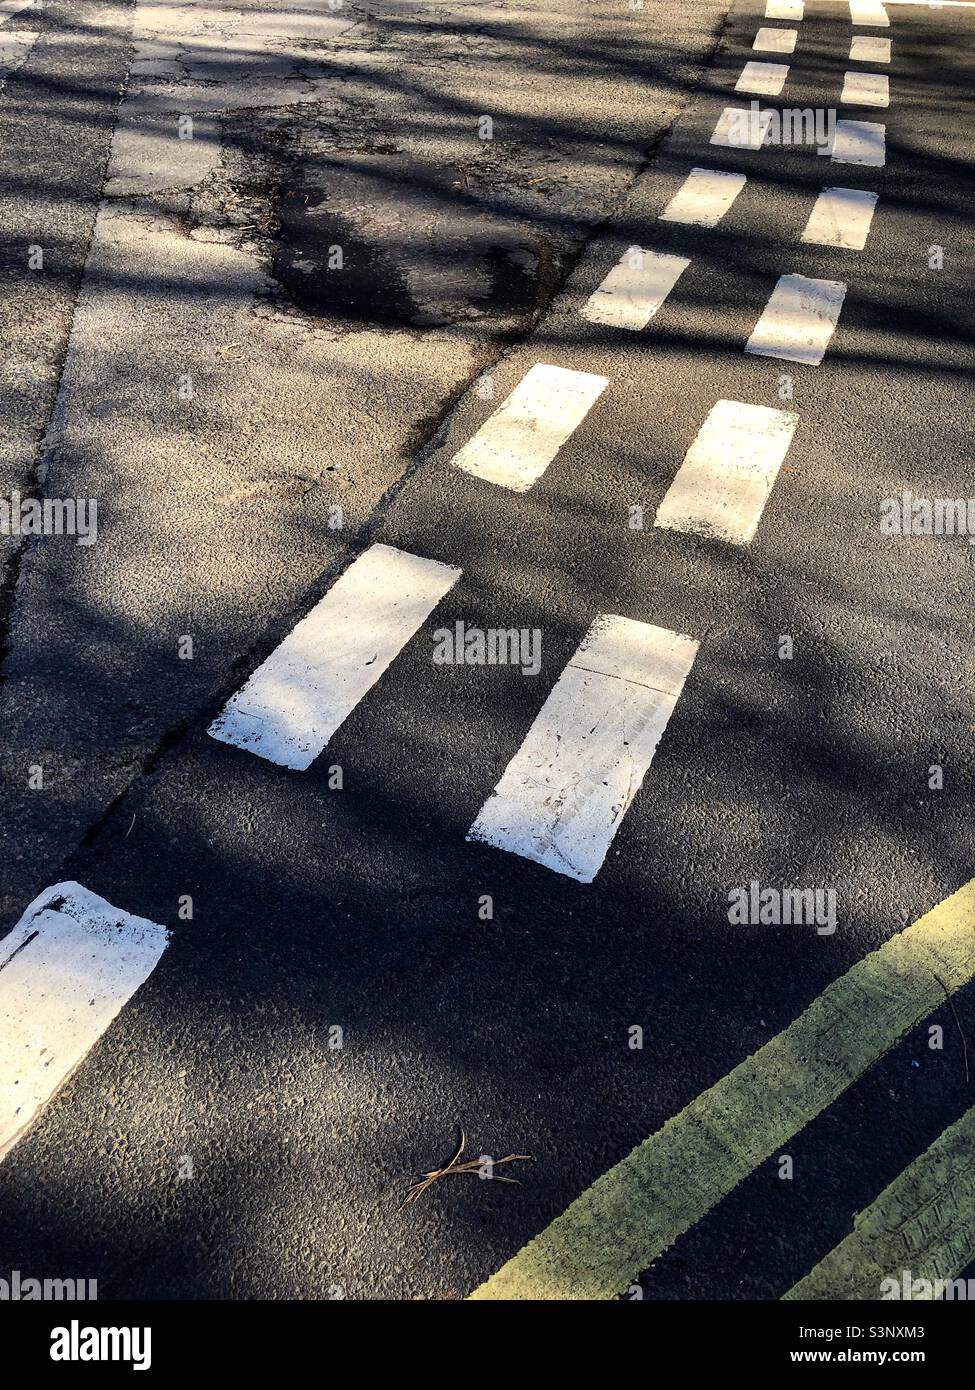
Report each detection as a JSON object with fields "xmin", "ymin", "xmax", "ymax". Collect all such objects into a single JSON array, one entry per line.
[
  {"xmin": 754, "ymin": 26, "xmax": 797, "ymax": 53},
  {"xmin": 802, "ymin": 186, "xmax": 879, "ymax": 249},
  {"xmin": 580, "ymin": 249, "xmax": 690, "ymax": 332},
  {"xmin": 850, "ymin": 35, "xmax": 891, "ymax": 60},
  {"xmin": 0, "ymin": 0, "xmax": 38, "ymax": 24},
  {"xmin": 710, "ymin": 106, "xmax": 775, "ymax": 151},
  {"xmin": 0, "ymin": 882, "xmax": 169, "ymax": 1163},
  {"xmin": 766, "ymin": 0, "xmax": 803, "ymax": 17},
  {"xmin": 468, "ymin": 617, "xmax": 699, "ymax": 883},
  {"xmin": 746, "ymin": 273, "xmax": 847, "ymax": 366},
  {"xmin": 0, "ymin": 29, "xmax": 37, "ymax": 74},
  {"xmin": 208, "ymin": 544, "xmax": 461, "ymax": 769},
  {"xmin": 449, "ymin": 362, "xmax": 608, "ymax": 492},
  {"xmin": 841, "ymin": 70, "xmax": 890, "ymax": 105},
  {"xmin": 831, "ymin": 119, "xmax": 886, "ymax": 166},
  {"xmin": 736, "ymin": 61, "xmax": 790, "ymax": 96},
  {"xmin": 849, "ymin": 0, "xmax": 890, "ymax": 24},
  {"xmin": 654, "ymin": 400, "xmax": 799, "ymax": 546},
  {"xmin": 658, "ymin": 168, "xmax": 747, "ymax": 228}
]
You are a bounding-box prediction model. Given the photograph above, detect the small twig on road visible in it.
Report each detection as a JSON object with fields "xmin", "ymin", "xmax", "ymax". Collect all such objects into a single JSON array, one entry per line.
[{"xmin": 400, "ymin": 1127, "xmax": 532, "ymax": 1209}]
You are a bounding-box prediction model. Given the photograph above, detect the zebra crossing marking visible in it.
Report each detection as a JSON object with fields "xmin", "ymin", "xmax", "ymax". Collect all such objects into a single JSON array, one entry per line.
[
  {"xmin": 766, "ymin": 0, "xmax": 804, "ymax": 18},
  {"xmin": 736, "ymin": 61, "xmax": 790, "ymax": 96},
  {"xmin": 711, "ymin": 106, "xmax": 775, "ymax": 150},
  {"xmin": 841, "ymin": 70, "xmax": 890, "ymax": 105},
  {"xmin": 850, "ymin": 35, "xmax": 891, "ymax": 60},
  {"xmin": 0, "ymin": 0, "xmax": 38, "ymax": 26},
  {"xmin": 753, "ymin": 26, "xmax": 798, "ymax": 54},
  {"xmin": 831, "ymin": 118, "xmax": 887, "ymax": 166},
  {"xmin": 658, "ymin": 168, "xmax": 748, "ymax": 227},
  {"xmin": 850, "ymin": 0, "xmax": 890, "ymax": 26}
]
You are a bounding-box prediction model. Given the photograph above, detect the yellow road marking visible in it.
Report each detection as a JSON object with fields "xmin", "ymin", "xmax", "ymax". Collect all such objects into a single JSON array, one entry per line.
[
  {"xmin": 784, "ymin": 1104, "xmax": 975, "ymax": 1300},
  {"xmin": 469, "ymin": 879, "xmax": 975, "ymax": 1300}
]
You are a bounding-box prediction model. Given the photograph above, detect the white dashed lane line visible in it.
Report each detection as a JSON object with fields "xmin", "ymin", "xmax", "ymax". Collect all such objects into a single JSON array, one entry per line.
[
  {"xmin": 658, "ymin": 168, "xmax": 748, "ymax": 227},
  {"xmin": 467, "ymin": 617, "xmax": 699, "ymax": 884},
  {"xmin": 849, "ymin": 0, "xmax": 890, "ymax": 26},
  {"xmin": 831, "ymin": 118, "xmax": 887, "ymax": 165},
  {"xmin": 753, "ymin": 26, "xmax": 798, "ymax": 53},
  {"xmin": 850, "ymin": 35, "xmax": 891, "ymax": 60},
  {"xmin": 0, "ymin": 883, "xmax": 169, "ymax": 1164},
  {"xmin": 710, "ymin": 106, "xmax": 775, "ymax": 150},
  {"xmin": 0, "ymin": 0, "xmax": 37, "ymax": 25},
  {"xmin": 580, "ymin": 248, "xmax": 691, "ymax": 331},
  {"xmin": 766, "ymin": 0, "xmax": 804, "ymax": 19},
  {"xmin": 208, "ymin": 544, "xmax": 461, "ymax": 770},
  {"xmin": 745, "ymin": 273, "xmax": 848, "ymax": 365},
  {"xmin": 654, "ymin": 400, "xmax": 800, "ymax": 546},
  {"xmin": 841, "ymin": 70, "xmax": 890, "ymax": 105},
  {"xmin": 735, "ymin": 60, "xmax": 790, "ymax": 96},
  {"xmin": 0, "ymin": 29, "xmax": 36, "ymax": 80},
  {"xmin": 449, "ymin": 362, "xmax": 608, "ymax": 492},
  {"xmin": 802, "ymin": 186, "xmax": 879, "ymax": 250}
]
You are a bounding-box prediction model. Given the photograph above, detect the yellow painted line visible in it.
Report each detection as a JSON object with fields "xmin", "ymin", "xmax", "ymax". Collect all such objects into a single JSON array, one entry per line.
[
  {"xmin": 469, "ymin": 879, "xmax": 975, "ymax": 1300},
  {"xmin": 784, "ymin": 1105, "xmax": 975, "ymax": 1300}
]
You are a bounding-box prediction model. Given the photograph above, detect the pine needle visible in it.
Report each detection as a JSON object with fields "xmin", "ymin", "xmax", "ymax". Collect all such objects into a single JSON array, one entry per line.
[{"xmin": 400, "ymin": 1127, "xmax": 533, "ymax": 1208}]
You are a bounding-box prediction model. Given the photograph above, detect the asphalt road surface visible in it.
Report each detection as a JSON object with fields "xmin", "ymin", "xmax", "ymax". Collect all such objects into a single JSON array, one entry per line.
[{"xmin": 1, "ymin": 0, "xmax": 975, "ymax": 1303}]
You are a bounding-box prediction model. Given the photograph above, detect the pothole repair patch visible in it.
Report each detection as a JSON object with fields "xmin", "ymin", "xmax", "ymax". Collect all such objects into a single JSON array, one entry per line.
[{"xmin": 272, "ymin": 152, "xmax": 554, "ymax": 333}]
